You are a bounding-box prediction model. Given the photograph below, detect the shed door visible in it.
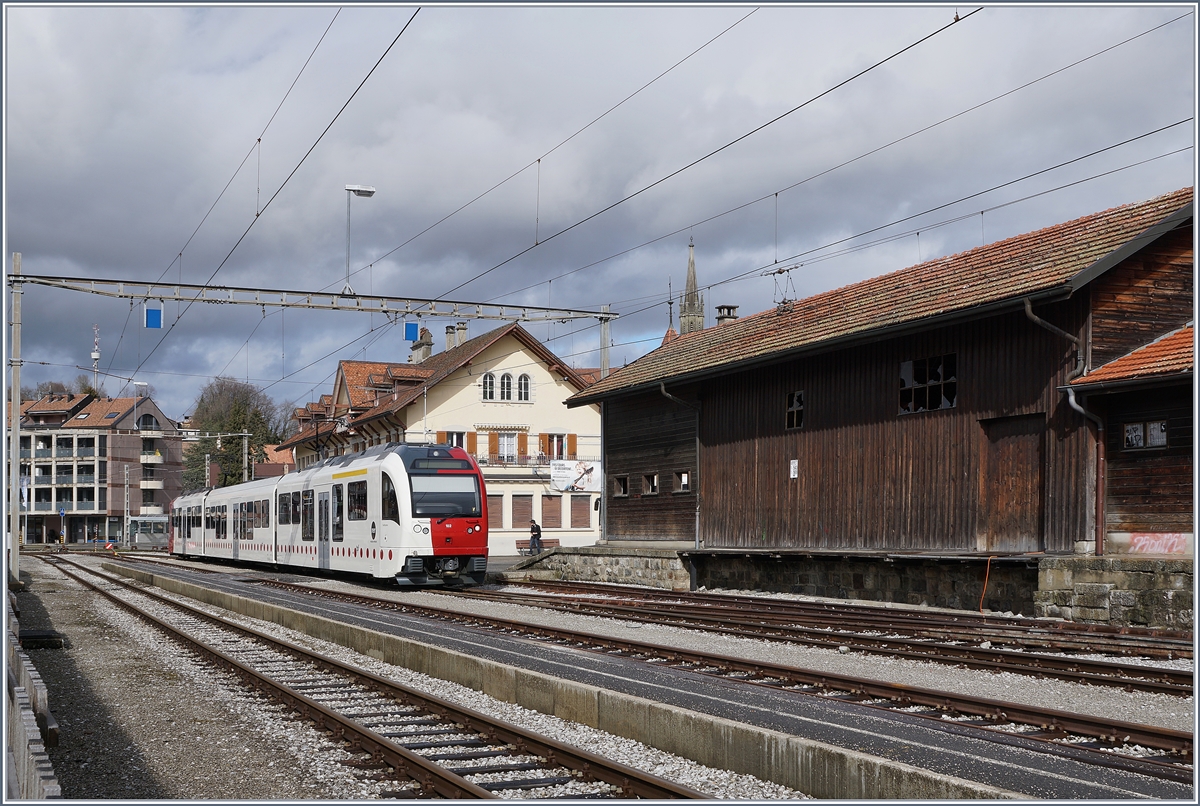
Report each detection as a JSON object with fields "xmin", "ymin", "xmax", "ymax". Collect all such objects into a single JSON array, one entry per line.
[{"xmin": 981, "ymin": 414, "xmax": 1044, "ymax": 553}]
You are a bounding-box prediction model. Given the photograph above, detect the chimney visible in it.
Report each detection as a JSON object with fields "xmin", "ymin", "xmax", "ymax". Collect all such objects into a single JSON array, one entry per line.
[
  {"xmin": 456, "ymin": 321, "xmax": 468, "ymax": 346},
  {"xmin": 409, "ymin": 326, "xmax": 434, "ymax": 363},
  {"xmin": 445, "ymin": 325, "xmax": 457, "ymax": 352},
  {"xmin": 716, "ymin": 305, "xmax": 739, "ymax": 325}
]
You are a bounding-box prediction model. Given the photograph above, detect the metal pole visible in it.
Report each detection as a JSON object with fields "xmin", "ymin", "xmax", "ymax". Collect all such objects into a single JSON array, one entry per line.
[
  {"xmin": 599, "ymin": 305, "xmax": 610, "ymax": 380},
  {"xmin": 346, "ymin": 189, "xmax": 352, "ymax": 293},
  {"xmin": 9, "ymin": 253, "xmax": 22, "ymax": 583},
  {"xmin": 123, "ymin": 465, "xmax": 129, "ymax": 548},
  {"xmin": 242, "ymin": 434, "xmax": 247, "ymax": 482}
]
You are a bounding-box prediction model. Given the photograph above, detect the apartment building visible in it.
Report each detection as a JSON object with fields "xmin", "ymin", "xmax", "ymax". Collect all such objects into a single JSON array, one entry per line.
[{"xmin": 16, "ymin": 393, "xmax": 183, "ymax": 546}]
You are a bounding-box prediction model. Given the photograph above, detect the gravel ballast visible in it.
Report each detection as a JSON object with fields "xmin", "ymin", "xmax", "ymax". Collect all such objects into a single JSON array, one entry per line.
[{"xmin": 12, "ymin": 557, "xmax": 806, "ymax": 799}]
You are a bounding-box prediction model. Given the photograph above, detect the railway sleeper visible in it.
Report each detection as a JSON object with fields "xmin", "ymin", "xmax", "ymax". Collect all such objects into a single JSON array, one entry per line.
[{"xmin": 473, "ymin": 775, "xmax": 582, "ymax": 792}]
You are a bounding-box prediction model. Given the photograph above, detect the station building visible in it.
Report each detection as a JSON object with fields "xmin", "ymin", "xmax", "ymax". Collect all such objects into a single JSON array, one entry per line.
[
  {"xmin": 566, "ymin": 187, "xmax": 1193, "ymax": 626},
  {"xmin": 278, "ymin": 322, "xmax": 603, "ymax": 554}
]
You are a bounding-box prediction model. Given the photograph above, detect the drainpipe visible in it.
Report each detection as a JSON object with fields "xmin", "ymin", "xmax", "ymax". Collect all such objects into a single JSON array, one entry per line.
[
  {"xmin": 1024, "ymin": 298, "xmax": 1105, "ymax": 555},
  {"xmin": 660, "ymin": 384, "xmax": 701, "ymax": 550}
]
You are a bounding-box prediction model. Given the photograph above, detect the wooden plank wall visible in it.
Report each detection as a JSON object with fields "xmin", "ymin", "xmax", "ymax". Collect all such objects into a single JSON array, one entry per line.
[
  {"xmin": 604, "ymin": 392, "xmax": 698, "ymax": 542},
  {"xmin": 699, "ymin": 301, "xmax": 1094, "ymax": 553},
  {"xmin": 1102, "ymin": 384, "xmax": 1194, "ymax": 533},
  {"xmin": 1089, "ymin": 226, "xmax": 1193, "ymax": 368}
]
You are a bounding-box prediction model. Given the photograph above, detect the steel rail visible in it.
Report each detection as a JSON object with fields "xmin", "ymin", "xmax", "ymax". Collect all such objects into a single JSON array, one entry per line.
[
  {"xmin": 438, "ymin": 587, "xmax": 1192, "ymax": 694},
  {"xmin": 241, "ymin": 576, "xmax": 1194, "ymax": 769},
  {"xmin": 496, "ymin": 580, "xmax": 1193, "ymax": 657},
  {"xmin": 43, "ymin": 557, "xmax": 704, "ymax": 799}
]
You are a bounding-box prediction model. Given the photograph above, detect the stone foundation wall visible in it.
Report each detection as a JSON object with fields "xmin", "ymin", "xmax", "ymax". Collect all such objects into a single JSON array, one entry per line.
[
  {"xmin": 1035, "ymin": 557, "xmax": 1193, "ymax": 629},
  {"xmin": 689, "ymin": 554, "xmax": 1038, "ymax": 615},
  {"xmin": 501, "ymin": 547, "xmax": 692, "ymax": 591}
]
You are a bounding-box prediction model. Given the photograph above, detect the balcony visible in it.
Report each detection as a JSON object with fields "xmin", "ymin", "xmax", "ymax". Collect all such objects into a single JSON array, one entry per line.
[
  {"xmin": 76, "ymin": 475, "xmax": 96, "ymax": 486},
  {"xmin": 140, "ymin": 479, "xmax": 165, "ymax": 490},
  {"xmin": 140, "ymin": 451, "xmax": 165, "ymax": 464},
  {"xmin": 19, "ymin": 449, "xmax": 30, "ymax": 458},
  {"xmin": 76, "ymin": 501, "xmax": 96, "ymax": 511},
  {"xmin": 55, "ymin": 448, "xmax": 74, "ymax": 458},
  {"xmin": 137, "ymin": 429, "xmax": 163, "ymax": 439},
  {"xmin": 32, "ymin": 476, "xmax": 51, "ymax": 486},
  {"xmin": 34, "ymin": 449, "xmax": 52, "ymax": 458},
  {"xmin": 76, "ymin": 448, "xmax": 95, "ymax": 457},
  {"xmin": 53, "ymin": 502, "xmax": 73, "ymax": 512},
  {"xmin": 138, "ymin": 505, "xmax": 164, "ymax": 516},
  {"xmin": 54, "ymin": 475, "xmax": 74, "ymax": 486},
  {"xmin": 34, "ymin": 502, "xmax": 52, "ymax": 512}
]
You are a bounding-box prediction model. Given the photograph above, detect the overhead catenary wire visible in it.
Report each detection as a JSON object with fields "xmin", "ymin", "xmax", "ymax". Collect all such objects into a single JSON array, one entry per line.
[
  {"xmin": 326, "ymin": 7, "xmax": 761, "ymax": 294},
  {"xmin": 126, "ymin": 8, "xmax": 422, "ymax": 382},
  {"xmin": 484, "ymin": 9, "xmax": 1193, "ymax": 308},
  {"xmin": 432, "ymin": 7, "xmax": 984, "ymax": 302}
]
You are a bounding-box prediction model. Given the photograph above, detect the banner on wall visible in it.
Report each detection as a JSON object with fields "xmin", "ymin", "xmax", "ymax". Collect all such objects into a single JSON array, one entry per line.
[{"xmin": 550, "ymin": 460, "xmax": 602, "ymax": 492}]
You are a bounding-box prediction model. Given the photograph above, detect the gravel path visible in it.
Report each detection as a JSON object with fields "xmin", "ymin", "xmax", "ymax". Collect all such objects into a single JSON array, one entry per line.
[{"xmin": 13, "ymin": 557, "xmax": 805, "ymax": 799}]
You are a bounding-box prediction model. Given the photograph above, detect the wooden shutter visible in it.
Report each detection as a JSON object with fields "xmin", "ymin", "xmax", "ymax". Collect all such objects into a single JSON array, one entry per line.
[
  {"xmin": 488, "ymin": 432, "xmax": 499, "ymax": 459},
  {"xmin": 570, "ymin": 494, "xmax": 591, "ymax": 528},
  {"xmin": 466, "ymin": 431, "xmax": 478, "ymax": 454},
  {"xmin": 567, "ymin": 433, "xmax": 577, "ymax": 459},
  {"xmin": 538, "ymin": 433, "xmax": 549, "ymax": 456},
  {"xmin": 487, "ymin": 495, "xmax": 503, "ymax": 529},
  {"xmin": 512, "ymin": 495, "xmax": 533, "ymax": 525},
  {"xmin": 517, "ymin": 433, "xmax": 528, "ymax": 460},
  {"xmin": 436, "ymin": 431, "xmax": 447, "ymax": 444},
  {"xmin": 541, "ymin": 494, "xmax": 562, "ymax": 528}
]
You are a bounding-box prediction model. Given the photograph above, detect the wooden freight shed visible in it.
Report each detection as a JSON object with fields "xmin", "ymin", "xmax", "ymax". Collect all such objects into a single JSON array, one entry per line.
[{"xmin": 567, "ymin": 188, "xmax": 1193, "ymax": 611}]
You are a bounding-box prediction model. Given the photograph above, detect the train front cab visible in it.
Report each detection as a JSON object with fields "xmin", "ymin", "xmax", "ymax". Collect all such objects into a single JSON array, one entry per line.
[{"xmin": 389, "ymin": 445, "xmax": 488, "ymax": 588}]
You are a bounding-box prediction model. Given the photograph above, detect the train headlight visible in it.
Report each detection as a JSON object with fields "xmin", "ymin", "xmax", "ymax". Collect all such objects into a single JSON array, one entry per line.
[
  {"xmin": 474, "ymin": 525, "xmax": 482, "ymax": 532},
  {"xmin": 422, "ymin": 526, "xmax": 429, "ymax": 535},
  {"xmin": 412, "ymin": 524, "xmax": 421, "ymax": 533}
]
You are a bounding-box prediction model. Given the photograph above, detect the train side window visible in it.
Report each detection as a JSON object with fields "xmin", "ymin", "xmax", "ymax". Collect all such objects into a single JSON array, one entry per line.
[
  {"xmin": 301, "ymin": 490, "xmax": 314, "ymax": 541},
  {"xmin": 332, "ymin": 484, "xmax": 344, "ymax": 541},
  {"xmin": 381, "ymin": 473, "xmax": 401, "ymax": 524},
  {"xmin": 262, "ymin": 499, "xmax": 270, "ymax": 528},
  {"xmin": 277, "ymin": 494, "xmax": 290, "ymax": 525},
  {"xmin": 291, "ymin": 491, "xmax": 301, "ymax": 525},
  {"xmin": 347, "ymin": 481, "xmax": 368, "ymax": 520}
]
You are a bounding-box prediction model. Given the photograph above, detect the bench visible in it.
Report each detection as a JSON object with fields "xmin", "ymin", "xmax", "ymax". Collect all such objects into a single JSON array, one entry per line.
[{"xmin": 515, "ymin": 538, "xmax": 561, "ymax": 556}]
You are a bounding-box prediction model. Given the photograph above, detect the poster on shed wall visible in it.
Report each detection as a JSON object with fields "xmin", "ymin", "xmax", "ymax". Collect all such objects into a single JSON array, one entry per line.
[{"xmin": 550, "ymin": 460, "xmax": 602, "ymax": 492}]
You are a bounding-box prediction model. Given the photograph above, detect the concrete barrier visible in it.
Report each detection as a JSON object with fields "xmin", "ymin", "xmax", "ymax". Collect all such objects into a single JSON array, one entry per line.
[
  {"xmin": 5, "ymin": 597, "xmax": 61, "ymax": 799},
  {"xmin": 106, "ymin": 563, "xmax": 1020, "ymax": 799}
]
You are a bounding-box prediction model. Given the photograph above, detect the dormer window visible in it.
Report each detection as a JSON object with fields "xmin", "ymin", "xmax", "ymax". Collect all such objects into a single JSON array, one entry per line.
[
  {"xmin": 104, "ymin": 412, "xmax": 119, "ymax": 419},
  {"xmin": 76, "ymin": 413, "xmax": 90, "ymax": 419}
]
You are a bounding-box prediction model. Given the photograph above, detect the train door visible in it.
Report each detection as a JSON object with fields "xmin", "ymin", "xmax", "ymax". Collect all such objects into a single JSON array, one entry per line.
[
  {"xmin": 231, "ymin": 502, "xmax": 241, "ymax": 561},
  {"xmin": 318, "ymin": 491, "xmax": 331, "ymax": 570}
]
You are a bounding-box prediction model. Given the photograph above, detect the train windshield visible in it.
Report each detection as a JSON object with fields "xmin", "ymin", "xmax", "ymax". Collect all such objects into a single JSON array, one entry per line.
[{"xmin": 409, "ymin": 474, "xmax": 482, "ymax": 518}]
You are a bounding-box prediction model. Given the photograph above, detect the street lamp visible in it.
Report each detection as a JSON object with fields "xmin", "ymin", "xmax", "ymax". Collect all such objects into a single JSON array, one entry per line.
[{"xmin": 344, "ymin": 184, "xmax": 375, "ymax": 296}]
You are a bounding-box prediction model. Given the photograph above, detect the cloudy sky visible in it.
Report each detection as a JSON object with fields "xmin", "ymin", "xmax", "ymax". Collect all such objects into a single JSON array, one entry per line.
[{"xmin": 3, "ymin": 3, "xmax": 1195, "ymax": 421}]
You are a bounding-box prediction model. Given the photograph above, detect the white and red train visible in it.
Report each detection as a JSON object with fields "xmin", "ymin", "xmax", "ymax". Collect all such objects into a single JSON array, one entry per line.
[{"xmin": 170, "ymin": 444, "xmax": 489, "ymax": 587}]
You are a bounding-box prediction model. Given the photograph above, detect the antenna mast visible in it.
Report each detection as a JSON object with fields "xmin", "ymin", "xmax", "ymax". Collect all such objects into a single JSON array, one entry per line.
[{"xmin": 91, "ymin": 324, "xmax": 101, "ymax": 390}]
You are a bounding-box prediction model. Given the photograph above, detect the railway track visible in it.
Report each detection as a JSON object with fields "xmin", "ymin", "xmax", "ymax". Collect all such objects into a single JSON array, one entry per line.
[
  {"xmin": 38, "ymin": 556, "xmax": 704, "ymax": 799},
  {"xmin": 479, "ymin": 580, "xmax": 1194, "ymax": 659},
  {"xmin": 228, "ymin": 574, "xmax": 1195, "ymax": 784},
  {"xmin": 430, "ymin": 583, "xmax": 1193, "ymax": 696}
]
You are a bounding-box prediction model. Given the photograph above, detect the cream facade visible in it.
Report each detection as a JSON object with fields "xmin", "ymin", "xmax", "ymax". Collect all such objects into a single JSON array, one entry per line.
[{"xmin": 281, "ymin": 323, "xmax": 602, "ymax": 555}]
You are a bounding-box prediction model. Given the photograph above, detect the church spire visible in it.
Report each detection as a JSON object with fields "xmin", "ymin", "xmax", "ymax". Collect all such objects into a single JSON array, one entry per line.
[{"xmin": 679, "ymin": 237, "xmax": 705, "ymax": 334}]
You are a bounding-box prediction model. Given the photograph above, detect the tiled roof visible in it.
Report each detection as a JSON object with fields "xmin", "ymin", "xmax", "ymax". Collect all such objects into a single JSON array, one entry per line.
[
  {"xmin": 60, "ymin": 397, "xmax": 138, "ymax": 428},
  {"xmin": 1072, "ymin": 325, "xmax": 1194, "ymax": 387},
  {"xmin": 349, "ymin": 323, "xmax": 591, "ymax": 428},
  {"xmin": 26, "ymin": 394, "xmax": 90, "ymax": 414},
  {"xmin": 338, "ymin": 361, "xmax": 404, "ymax": 406},
  {"xmin": 570, "ymin": 187, "xmax": 1193, "ymax": 404},
  {"xmin": 259, "ymin": 444, "xmax": 295, "ymax": 465},
  {"xmin": 276, "ymin": 419, "xmax": 338, "ymax": 451}
]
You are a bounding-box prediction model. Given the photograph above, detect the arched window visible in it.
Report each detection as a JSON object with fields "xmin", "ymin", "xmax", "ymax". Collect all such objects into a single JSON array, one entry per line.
[
  {"xmin": 482, "ymin": 373, "xmax": 496, "ymax": 401},
  {"xmin": 517, "ymin": 374, "xmax": 531, "ymax": 402},
  {"xmin": 500, "ymin": 373, "xmax": 513, "ymax": 401}
]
